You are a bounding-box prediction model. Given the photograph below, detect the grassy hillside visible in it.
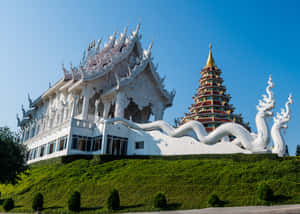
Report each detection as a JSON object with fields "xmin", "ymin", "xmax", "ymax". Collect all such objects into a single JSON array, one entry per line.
[{"xmin": 0, "ymin": 154, "xmax": 299, "ymax": 213}]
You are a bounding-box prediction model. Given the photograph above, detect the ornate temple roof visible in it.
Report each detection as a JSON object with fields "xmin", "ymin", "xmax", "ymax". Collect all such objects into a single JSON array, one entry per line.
[{"xmin": 19, "ymin": 24, "xmax": 175, "ymax": 125}]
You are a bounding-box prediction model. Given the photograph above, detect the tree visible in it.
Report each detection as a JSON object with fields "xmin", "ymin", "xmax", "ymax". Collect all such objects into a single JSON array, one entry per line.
[
  {"xmin": 0, "ymin": 127, "xmax": 28, "ymax": 184},
  {"xmin": 153, "ymin": 192, "xmax": 167, "ymax": 209},
  {"xmin": 296, "ymin": 145, "xmax": 300, "ymax": 156},
  {"xmin": 68, "ymin": 191, "xmax": 81, "ymax": 212},
  {"xmin": 32, "ymin": 192, "xmax": 44, "ymax": 211},
  {"xmin": 257, "ymin": 183, "xmax": 273, "ymax": 201},
  {"xmin": 208, "ymin": 193, "xmax": 224, "ymax": 207},
  {"xmin": 3, "ymin": 198, "xmax": 14, "ymax": 211},
  {"xmin": 106, "ymin": 189, "xmax": 120, "ymax": 210}
]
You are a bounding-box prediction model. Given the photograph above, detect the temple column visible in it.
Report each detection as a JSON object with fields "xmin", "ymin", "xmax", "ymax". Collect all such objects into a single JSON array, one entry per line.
[
  {"xmin": 103, "ymin": 102, "xmax": 111, "ymax": 119},
  {"xmin": 94, "ymin": 99, "xmax": 101, "ymax": 121},
  {"xmin": 102, "ymin": 97, "xmax": 111, "ymax": 119},
  {"xmin": 81, "ymin": 86, "xmax": 93, "ymax": 120},
  {"xmin": 28, "ymin": 124, "xmax": 32, "ymax": 139},
  {"xmin": 153, "ymin": 104, "xmax": 165, "ymax": 121},
  {"xmin": 70, "ymin": 95, "xmax": 79, "ymax": 119},
  {"xmin": 154, "ymin": 110, "xmax": 164, "ymax": 121},
  {"xmin": 114, "ymin": 92, "xmax": 128, "ymax": 118}
]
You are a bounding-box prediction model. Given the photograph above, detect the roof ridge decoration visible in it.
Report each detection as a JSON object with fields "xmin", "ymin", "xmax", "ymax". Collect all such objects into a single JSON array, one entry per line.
[{"xmin": 61, "ymin": 23, "xmax": 144, "ymax": 82}]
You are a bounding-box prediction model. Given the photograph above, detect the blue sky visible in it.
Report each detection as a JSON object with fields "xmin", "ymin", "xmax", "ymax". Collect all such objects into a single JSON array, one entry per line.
[{"xmin": 1, "ymin": 0, "xmax": 299, "ymax": 155}]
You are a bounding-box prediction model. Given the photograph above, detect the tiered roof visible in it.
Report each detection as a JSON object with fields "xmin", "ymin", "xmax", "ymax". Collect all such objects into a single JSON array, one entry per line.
[
  {"xmin": 18, "ymin": 24, "xmax": 175, "ymax": 127},
  {"xmin": 181, "ymin": 44, "xmax": 250, "ymax": 132}
]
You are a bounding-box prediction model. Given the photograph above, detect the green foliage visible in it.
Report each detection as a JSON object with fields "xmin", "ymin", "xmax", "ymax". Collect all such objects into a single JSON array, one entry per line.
[
  {"xmin": 0, "ymin": 154, "xmax": 298, "ymax": 213},
  {"xmin": 296, "ymin": 145, "xmax": 300, "ymax": 156},
  {"xmin": 68, "ymin": 191, "xmax": 81, "ymax": 212},
  {"xmin": 257, "ymin": 183, "xmax": 274, "ymax": 201},
  {"xmin": 3, "ymin": 198, "xmax": 14, "ymax": 211},
  {"xmin": 0, "ymin": 127, "xmax": 28, "ymax": 184},
  {"xmin": 208, "ymin": 193, "xmax": 223, "ymax": 207},
  {"xmin": 153, "ymin": 192, "xmax": 167, "ymax": 209},
  {"xmin": 106, "ymin": 189, "xmax": 120, "ymax": 210},
  {"xmin": 32, "ymin": 192, "xmax": 44, "ymax": 211}
]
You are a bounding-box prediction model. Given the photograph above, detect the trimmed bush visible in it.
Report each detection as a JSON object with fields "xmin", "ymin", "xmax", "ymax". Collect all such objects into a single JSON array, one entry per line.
[
  {"xmin": 3, "ymin": 198, "xmax": 14, "ymax": 211},
  {"xmin": 106, "ymin": 189, "xmax": 120, "ymax": 210},
  {"xmin": 153, "ymin": 192, "xmax": 167, "ymax": 209},
  {"xmin": 68, "ymin": 191, "xmax": 81, "ymax": 212},
  {"xmin": 208, "ymin": 193, "xmax": 222, "ymax": 207},
  {"xmin": 257, "ymin": 183, "xmax": 273, "ymax": 201},
  {"xmin": 32, "ymin": 192, "xmax": 44, "ymax": 211}
]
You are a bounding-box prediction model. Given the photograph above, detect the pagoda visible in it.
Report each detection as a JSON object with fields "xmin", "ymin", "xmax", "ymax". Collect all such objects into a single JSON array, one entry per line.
[{"xmin": 181, "ymin": 44, "xmax": 250, "ymax": 133}]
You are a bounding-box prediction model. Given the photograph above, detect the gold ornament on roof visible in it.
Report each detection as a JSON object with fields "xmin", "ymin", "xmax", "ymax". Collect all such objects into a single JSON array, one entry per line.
[{"xmin": 204, "ymin": 44, "xmax": 217, "ymax": 69}]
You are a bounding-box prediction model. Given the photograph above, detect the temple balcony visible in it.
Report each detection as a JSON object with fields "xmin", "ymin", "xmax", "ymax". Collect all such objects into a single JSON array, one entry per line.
[
  {"xmin": 22, "ymin": 117, "xmax": 96, "ymax": 146},
  {"xmin": 22, "ymin": 118, "xmax": 73, "ymax": 145}
]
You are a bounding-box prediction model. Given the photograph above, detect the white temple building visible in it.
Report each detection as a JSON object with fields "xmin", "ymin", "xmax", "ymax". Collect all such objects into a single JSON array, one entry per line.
[
  {"xmin": 19, "ymin": 24, "xmax": 177, "ymax": 163},
  {"xmin": 18, "ymin": 24, "xmax": 292, "ymax": 164}
]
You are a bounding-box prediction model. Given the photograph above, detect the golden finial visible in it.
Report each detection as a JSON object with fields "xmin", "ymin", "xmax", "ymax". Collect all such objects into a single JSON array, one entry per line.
[{"xmin": 204, "ymin": 43, "xmax": 217, "ymax": 69}]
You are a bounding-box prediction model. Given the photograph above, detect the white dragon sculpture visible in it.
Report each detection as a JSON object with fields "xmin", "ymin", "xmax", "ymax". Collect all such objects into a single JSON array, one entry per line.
[
  {"xmin": 100, "ymin": 76, "xmax": 292, "ymax": 156},
  {"xmin": 271, "ymin": 94, "xmax": 293, "ymax": 157}
]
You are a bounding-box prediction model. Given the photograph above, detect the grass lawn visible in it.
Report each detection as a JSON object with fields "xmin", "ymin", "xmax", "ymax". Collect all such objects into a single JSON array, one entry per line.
[{"xmin": 0, "ymin": 154, "xmax": 299, "ymax": 213}]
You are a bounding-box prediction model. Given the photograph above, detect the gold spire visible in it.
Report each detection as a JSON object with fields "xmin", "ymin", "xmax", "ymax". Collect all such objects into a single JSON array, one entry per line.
[{"xmin": 204, "ymin": 44, "xmax": 217, "ymax": 69}]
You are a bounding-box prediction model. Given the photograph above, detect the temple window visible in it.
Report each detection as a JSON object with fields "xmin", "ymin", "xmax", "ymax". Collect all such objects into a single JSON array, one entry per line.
[
  {"xmin": 106, "ymin": 135, "xmax": 128, "ymax": 155},
  {"xmin": 48, "ymin": 141, "xmax": 56, "ymax": 154},
  {"xmin": 36, "ymin": 125, "xmax": 40, "ymax": 136},
  {"xmin": 30, "ymin": 125, "xmax": 36, "ymax": 138},
  {"xmin": 92, "ymin": 136, "xmax": 102, "ymax": 151},
  {"xmin": 71, "ymin": 135, "xmax": 101, "ymax": 152},
  {"xmin": 135, "ymin": 141, "xmax": 144, "ymax": 149},
  {"xmin": 25, "ymin": 129, "xmax": 29, "ymax": 141},
  {"xmin": 40, "ymin": 145, "xmax": 45, "ymax": 157},
  {"xmin": 58, "ymin": 136, "xmax": 67, "ymax": 151}
]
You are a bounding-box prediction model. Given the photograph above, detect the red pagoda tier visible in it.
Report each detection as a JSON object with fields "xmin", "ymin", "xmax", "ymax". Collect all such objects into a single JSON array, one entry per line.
[{"xmin": 181, "ymin": 44, "xmax": 250, "ymax": 133}]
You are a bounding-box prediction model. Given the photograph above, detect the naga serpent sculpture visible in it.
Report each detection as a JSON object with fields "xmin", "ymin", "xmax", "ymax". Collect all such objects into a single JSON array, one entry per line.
[
  {"xmin": 100, "ymin": 76, "xmax": 292, "ymax": 156},
  {"xmin": 271, "ymin": 94, "xmax": 293, "ymax": 157}
]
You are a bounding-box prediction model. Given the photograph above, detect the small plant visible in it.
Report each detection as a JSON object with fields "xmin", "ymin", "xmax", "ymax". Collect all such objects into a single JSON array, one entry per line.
[
  {"xmin": 106, "ymin": 189, "xmax": 120, "ymax": 210},
  {"xmin": 208, "ymin": 193, "xmax": 222, "ymax": 207},
  {"xmin": 153, "ymin": 192, "xmax": 167, "ymax": 209},
  {"xmin": 3, "ymin": 198, "xmax": 14, "ymax": 211},
  {"xmin": 68, "ymin": 191, "xmax": 81, "ymax": 212},
  {"xmin": 296, "ymin": 145, "xmax": 300, "ymax": 156},
  {"xmin": 257, "ymin": 183, "xmax": 273, "ymax": 201},
  {"xmin": 32, "ymin": 192, "xmax": 44, "ymax": 211}
]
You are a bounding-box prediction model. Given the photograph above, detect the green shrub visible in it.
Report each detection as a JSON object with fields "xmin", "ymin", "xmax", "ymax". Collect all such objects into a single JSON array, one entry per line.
[
  {"xmin": 3, "ymin": 198, "xmax": 14, "ymax": 211},
  {"xmin": 208, "ymin": 193, "xmax": 222, "ymax": 207},
  {"xmin": 68, "ymin": 191, "xmax": 81, "ymax": 212},
  {"xmin": 257, "ymin": 183, "xmax": 273, "ymax": 201},
  {"xmin": 32, "ymin": 192, "xmax": 44, "ymax": 211},
  {"xmin": 153, "ymin": 192, "xmax": 167, "ymax": 209},
  {"xmin": 106, "ymin": 189, "xmax": 120, "ymax": 210}
]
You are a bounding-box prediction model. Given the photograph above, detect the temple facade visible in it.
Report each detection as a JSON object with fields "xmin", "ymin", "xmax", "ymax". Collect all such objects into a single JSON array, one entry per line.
[
  {"xmin": 18, "ymin": 25, "xmax": 288, "ymax": 163},
  {"xmin": 18, "ymin": 25, "xmax": 175, "ymax": 163},
  {"xmin": 181, "ymin": 44, "xmax": 250, "ymax": 132}
]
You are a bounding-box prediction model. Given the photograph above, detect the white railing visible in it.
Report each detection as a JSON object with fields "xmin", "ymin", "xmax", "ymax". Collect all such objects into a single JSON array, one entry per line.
[
  {"xmin": 23, "ymin": 119, "xmax": 71, "ymax": 145},
  {"xmin": 71, "ymin": 118, "xmax": 95, "ymax": 129},
  {"xmin": 23, "ymin": 118, "xmax": 96, "ymax": 145}
]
